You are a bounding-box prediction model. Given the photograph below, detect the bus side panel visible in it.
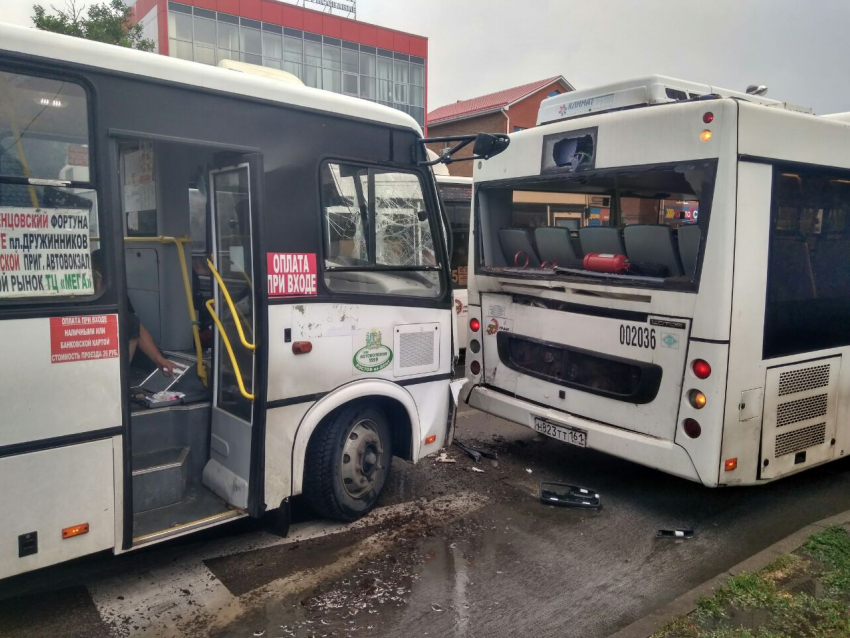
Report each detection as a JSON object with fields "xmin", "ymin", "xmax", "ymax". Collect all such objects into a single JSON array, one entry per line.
[
  {"xmin": 721, "ymin": 162, "xmax": 774, "ymax": 485},
  {"xmin": 0, "ymin": 439, "xmax": 115, "ymax": 579},
  {"xmin": 0, "ymin": 316, "xmax": 122, "ymax": 447}
]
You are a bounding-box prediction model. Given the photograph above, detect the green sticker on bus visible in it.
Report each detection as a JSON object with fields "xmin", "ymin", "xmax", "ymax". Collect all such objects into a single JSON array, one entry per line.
[{"xmin": 353, "ymin": 329, "xmax": 393, "ymax": 372}]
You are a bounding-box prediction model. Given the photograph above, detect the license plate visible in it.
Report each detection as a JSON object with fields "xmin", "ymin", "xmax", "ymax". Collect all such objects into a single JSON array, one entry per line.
[{"xmin": 534, "ymin": 418, "xmax": 587, "ymax": 448}]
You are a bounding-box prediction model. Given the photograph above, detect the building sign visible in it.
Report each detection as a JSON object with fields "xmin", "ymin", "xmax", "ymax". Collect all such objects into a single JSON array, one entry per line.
[
  {"xmin": 267, "ymin": 252, "xmax": 318, "ymax": 297},
  {"xmin": 289, "ymin": 0, "xmax": 356, "ymax": 16},
  {"xmin": 50, "ymin": 315, "xmax": 118, "ymax": 364},
  {"xmin": 0, "ymin": 208, "xmax": 94, "ymax": 298}
]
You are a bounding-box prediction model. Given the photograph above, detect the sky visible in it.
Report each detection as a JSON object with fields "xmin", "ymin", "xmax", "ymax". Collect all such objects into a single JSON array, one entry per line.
[{"xmin": 3, "ymin": 0, "xmax": 850, "ymax": 115}]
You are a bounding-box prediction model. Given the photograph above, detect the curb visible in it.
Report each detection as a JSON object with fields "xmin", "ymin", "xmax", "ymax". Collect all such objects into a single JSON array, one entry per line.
[{"xmin": 607, "ymin": 509, "xmax": 850, "ymax": 638}]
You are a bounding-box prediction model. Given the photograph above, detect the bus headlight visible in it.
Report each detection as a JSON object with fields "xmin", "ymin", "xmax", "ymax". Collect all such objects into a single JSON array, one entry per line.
[{"xmin": 688, "ymin": 389, "xmax": 707, "ymax": 409}]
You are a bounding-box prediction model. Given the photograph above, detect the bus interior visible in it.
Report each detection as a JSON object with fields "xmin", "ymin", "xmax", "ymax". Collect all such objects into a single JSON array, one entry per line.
[
  {"xmin": 477, "ymin": 160, "xmax": 716, "ymax": 288},
  {"xmin": 118, "ymin": 138, "xmax": 254, "ymax": 542}
]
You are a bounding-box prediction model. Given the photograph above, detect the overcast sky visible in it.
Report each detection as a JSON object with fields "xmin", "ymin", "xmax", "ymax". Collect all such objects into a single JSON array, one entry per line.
[{"xmin": 3, "ymin": 0, "xmax": 850, "ymax": 115}]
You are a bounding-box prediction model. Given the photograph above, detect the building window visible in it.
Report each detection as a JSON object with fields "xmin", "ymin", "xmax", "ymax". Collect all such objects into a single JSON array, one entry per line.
[
  {"xmin": 548, "ymin": 90, "xmax": 561, "ymax": 97},
  {"xmin": 513, "ymin": 126, "xmax": 526, "ymax": 132},
  {"xmin": 164, "ymin": 2, "xmax": 426, "ymax": 124}
]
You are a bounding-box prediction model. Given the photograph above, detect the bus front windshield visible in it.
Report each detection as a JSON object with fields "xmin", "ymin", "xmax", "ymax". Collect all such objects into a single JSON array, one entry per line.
[{"xmin": 476, "ymin": 160, "xmax": 717, "ymax": 289}]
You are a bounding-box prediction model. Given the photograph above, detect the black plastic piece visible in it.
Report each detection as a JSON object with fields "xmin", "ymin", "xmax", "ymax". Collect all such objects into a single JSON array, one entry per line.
[
  {"xmin": 18, "ymin": 531, "xmax": 37, "ymax": 557},
  {"xmin": 656, "ymin": 527, "xmax": 694, "ymax": 539},
  {"xmin": 540, "ymin": 481, "xmax": 600, "ymax": 508},
  {"xmin": 284, "ymin": 328, "xmax": 292, "ymax": 343},
  {"xmin": 416, "ymin": 134, "xmax": 510, "ymax": 166}
]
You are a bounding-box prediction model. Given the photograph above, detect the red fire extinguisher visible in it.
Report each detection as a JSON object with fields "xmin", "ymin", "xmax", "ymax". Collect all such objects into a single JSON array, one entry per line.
[{"xmin": 583, "ymin": 253, "xmax": 630, "ymax": 274}]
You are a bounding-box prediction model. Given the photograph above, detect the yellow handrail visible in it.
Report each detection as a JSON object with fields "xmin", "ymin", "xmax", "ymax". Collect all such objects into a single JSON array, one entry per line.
[
  {"xmin": 124, "ymin": 235, "xmax": 208, "ymax": 387},
  {"xmin": 205, "ymin": 299, "xmax": 254, "ymax": 401},
  {"xmin": 206, "ymin": 258, "xmax": 255, "ymax": 352}
]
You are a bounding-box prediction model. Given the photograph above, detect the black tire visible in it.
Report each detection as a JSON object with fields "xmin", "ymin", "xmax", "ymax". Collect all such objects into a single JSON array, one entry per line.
[{"xmin": 303, "ymin": 403, "xmax": 393, "ymax": 522}]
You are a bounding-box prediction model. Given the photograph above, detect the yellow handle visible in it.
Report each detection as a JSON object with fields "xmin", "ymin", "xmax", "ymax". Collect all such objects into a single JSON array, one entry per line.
[
  {"xmin": 206, "ymin": 258, "xmax": 255, "ymax": 352},
  {"xmin": 205, "ymin": 299, "xmax": 254, "ymax": 402},
  {"xmin": 124, "ymin": 236, "xmax": 208, "ymax": 387}
]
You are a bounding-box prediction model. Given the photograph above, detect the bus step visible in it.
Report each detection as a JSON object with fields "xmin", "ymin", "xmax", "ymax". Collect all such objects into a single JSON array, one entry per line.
[{"xmin": 132, "ymin": 446, "xmax": 190, "ymax": 513}]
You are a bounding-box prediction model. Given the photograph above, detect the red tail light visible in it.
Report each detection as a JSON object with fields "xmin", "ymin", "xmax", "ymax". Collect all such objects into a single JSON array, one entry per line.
[
  {"xmin": 692, "ymin": 359, "xmax": 711, "ymax": 379},
  {"xmin": 683, "ymin": 418, "xmax": 701, "ymax": 438},
  {"xmin": 703, "ymin": 112, "xmax": 714, "ymax": 124},
  {"xmin": 469, "ymin": 318, "xmax": 480, "ymax": 332},
  {"xmin": 469, "ymin": 361, "xmax": 481, "ymax": 376}
]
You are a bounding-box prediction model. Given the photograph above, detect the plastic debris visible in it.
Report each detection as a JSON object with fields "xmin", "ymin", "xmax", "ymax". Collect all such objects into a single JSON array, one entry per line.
[
  {"xmin": 656, "ymin": 527, "xmax": 694, "ymax": 539},
  {"xmin": 453, "ymin": 439, "xmax": 498, "ymax": 462},
  {"xmin": 435, "ymin": 452, "xmax": 456, "ymax": 464},
  {"xmin": 431, "ymin": 603, "xmax": 444, "ymax": 611},
  {"xmin": 471, "ymin": 467, "xmax": 485, "ymax": 473},
  {"xmin": 525, "ymin": 468, "xmax": 533, "ymax": 474},
  {"xmin": 539, "ymin": 481, "xmax": 601, "ymax": 508}
]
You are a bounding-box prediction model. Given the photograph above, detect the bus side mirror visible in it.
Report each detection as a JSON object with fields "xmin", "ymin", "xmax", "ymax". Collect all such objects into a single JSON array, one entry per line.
[{"xmin": 473, "ymin": 133, "xmax": 510, "ymax": 159}]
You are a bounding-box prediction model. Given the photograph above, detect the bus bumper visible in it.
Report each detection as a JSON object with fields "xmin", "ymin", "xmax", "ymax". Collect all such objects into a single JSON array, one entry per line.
[{"xmin": 467, "ymin": 385, "xmax": 703, "ymax": 484}]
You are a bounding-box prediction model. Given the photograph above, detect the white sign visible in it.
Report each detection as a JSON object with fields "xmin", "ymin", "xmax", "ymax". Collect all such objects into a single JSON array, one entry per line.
[
  {"xmin": 297, "ymin": 0, "xmax": 355, "ymax": 15},
  {"xmin": 0, "ymin": 208, "xmax": 94, "ymax": 298}
]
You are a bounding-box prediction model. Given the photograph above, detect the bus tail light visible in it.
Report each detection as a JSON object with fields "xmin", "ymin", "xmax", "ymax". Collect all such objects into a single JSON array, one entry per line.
[
  {"xmin": 292, "ymin": 341, "xmax": 312, "ymax": 355},
  {"xmin": 703, "ymin": 112, "xmax": 714, "ymax": 123},
  {"xmin": 688, "ymin": 390, "xmax": 707, "ymax": 409},
  {"xmin": 469, "ymin": 318, "xmax": 480, "ymax": 332},
  {"xmin": 700, "ymin": 129, "xmax": 712, "ymax": 141},
  {"xmin": 725, "ymin": 458, "xmax": 738, "ymax": 472},
  {"xmin": 424, "ymin": 434, "xmax": 437, "ymax": 445},
  {"xmin": 682, "ymin": 418, "xmax": 701, "ymax": 438},
  {"xmin": 62, "ymin": 523, "xmax": 89, "ymax": 539},
  {"xmin": 469, "ymin": 360, "xmax": 481, "ymax": 376},
  {"xmin": 692, "ymin": 359, "xmax": 711, "ymax": 379}
]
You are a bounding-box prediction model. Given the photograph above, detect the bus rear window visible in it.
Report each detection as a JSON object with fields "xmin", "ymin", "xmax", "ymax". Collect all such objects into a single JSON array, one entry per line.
[
  {"xmin": 0, "ymin": 70, "xmax": 97, "ymax": 300},
  {"xmin": 476, "ymin": 160, "xmax": 716, "ymax": 289}
]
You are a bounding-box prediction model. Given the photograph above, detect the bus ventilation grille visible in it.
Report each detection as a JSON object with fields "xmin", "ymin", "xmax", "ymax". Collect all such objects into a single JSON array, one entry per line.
[
  {"xmin": 399, "ymin": 331, "xmax": 435, "ymax": 368},
  {"xmin": 776, "ymin": 394, "xmax": 829, "ymax": 428},
  {"xmin": 775, "ymin": 422, "xmax": 827, "ymax": 457},
  {"xmin": 778, "ymin": 364, "xmax": 830, "ymax": 396}
]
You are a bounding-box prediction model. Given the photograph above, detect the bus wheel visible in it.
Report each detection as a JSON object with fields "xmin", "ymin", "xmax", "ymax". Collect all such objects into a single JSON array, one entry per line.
[{"xmin": 304, "ymin": 404, "xmax": 393, "ymax": 522}]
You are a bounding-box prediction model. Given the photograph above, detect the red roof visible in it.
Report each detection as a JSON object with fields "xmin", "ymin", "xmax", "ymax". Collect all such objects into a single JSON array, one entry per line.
[{"xmin": 427, "ymin": 76, "xmax": 571, "ymax": 125}]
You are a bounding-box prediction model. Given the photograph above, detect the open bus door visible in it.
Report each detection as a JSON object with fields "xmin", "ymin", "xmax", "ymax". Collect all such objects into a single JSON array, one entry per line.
[{"xmin": 202, "ymin": 154, "xmax": 265, "ymax": 514}]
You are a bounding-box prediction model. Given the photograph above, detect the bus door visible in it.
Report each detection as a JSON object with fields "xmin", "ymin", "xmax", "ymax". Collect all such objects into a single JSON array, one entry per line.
[{"xmin": 202, "ymin": 155, "xmax": 264, "ymax": 512}]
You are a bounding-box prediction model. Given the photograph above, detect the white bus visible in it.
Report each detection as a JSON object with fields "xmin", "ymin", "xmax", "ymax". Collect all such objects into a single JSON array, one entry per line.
[
  {"xmin": 0, "ymin": 25, "xmax": 505, "ymax": 580},
  {"xmin": 434, "ymin": 173, "xmax": 473, "ymax": 351},
  {"xmin": 463, "ymin": 76, "xmax": 850, "ymax": 487}
]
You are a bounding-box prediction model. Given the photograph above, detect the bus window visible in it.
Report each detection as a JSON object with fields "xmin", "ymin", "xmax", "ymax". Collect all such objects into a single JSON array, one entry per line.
[
  {"xmin": 764, "ymin": 166, "xmax": 850, "ymax": 358},
  {"xmin": 477, "ymin": 160, "xmax": 715, "ymax": 288},
  {"xmin": 321, "ymin": 162, "xmax": 442, "ymax": 298},
  {"xmin": 0, "ymin": 70, "xmax": 98, "ymax": 299}
]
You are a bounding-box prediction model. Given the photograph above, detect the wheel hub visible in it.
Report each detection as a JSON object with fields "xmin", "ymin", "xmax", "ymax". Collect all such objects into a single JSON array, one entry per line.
[{"xmin": 340, "ymin": 419, "xmax": 384, "ymax": 498}]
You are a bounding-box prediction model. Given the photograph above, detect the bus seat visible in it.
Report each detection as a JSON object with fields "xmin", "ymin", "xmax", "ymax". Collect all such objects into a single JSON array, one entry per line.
[
  {"xmin": 812, "ymin": 235, "xmax": 850, "ymax": 297},
  {"xmin": 534, "ymin": 227, "xmax": 580, "ymax": 266},
  {"xmin": 677, "ymin": 224, "xmax": 701, "ymax": 280},
  {"xmin": 623, "ymin": 224, "xmax": 684, "ymax": 277},
  {"xmin": 498, "ymin": 228, "xmax": 541, "ymax": 267},
  {"xmin": 579, "ymin": 226, "xmax": 626, "ymax": 256},
  {"xmin": 768, "ymin": 236, "xmax": 816, "ymax": 302}
]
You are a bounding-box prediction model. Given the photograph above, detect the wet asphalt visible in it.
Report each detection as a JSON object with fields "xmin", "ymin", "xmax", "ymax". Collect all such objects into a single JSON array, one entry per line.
[{"xmin": 3, "ymin": 403, "xmax": 850, "ymax": 638}]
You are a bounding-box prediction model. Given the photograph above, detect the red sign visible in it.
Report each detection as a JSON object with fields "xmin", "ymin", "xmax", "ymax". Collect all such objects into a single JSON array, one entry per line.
[
  {"xmin": 50, "ymin": 315, "xmax": 118, "ymax": 364},
  {"xmin": 267, "ymin": 253, "xmax": 318, "ymax": 297}
]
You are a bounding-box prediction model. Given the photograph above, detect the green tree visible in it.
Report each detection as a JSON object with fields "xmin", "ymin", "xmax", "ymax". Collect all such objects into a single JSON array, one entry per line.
[{"xmin": 32, "ymin": 0, "xmax": 155, "ymax": 52}]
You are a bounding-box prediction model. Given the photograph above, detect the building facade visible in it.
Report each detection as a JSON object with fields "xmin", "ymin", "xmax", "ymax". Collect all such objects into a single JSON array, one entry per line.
[
  {"xmin": 425, "ymin": 76, "xmax": 573, "ymax": 176},
  {"xmin": 131, "ymin": 0, "xmax": 428, "ymax": 127}
]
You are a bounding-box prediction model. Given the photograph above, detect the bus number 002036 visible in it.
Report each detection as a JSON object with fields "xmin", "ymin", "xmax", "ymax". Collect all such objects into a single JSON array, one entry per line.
[{"xmin": 620, "ymin": 325, "xmax": 656, "ymax": 349}]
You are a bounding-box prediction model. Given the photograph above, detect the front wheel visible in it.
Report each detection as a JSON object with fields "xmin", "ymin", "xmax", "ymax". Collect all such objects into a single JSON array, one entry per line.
[{"xmin": 303, "ymin": 404, "xmax": 393, "ymax": 522}]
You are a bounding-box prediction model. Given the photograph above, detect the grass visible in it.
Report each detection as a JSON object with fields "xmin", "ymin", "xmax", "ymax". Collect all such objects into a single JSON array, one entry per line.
[{"xmin": 650, "ymin": 526, "xmax": 850, "ymax": 638}]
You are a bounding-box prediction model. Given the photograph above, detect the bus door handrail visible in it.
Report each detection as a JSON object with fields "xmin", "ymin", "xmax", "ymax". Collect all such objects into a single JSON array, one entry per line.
[
  {"xmin": 206, "ymin": 258, "xmax": 256, "ymax": 352},
  {"xmin": 205, "ymin": 299, "xmax": 254, "ymax": 402},
  {"xmin": 124, "ymin": 235, "xmax": 208, "ymax": 387}
]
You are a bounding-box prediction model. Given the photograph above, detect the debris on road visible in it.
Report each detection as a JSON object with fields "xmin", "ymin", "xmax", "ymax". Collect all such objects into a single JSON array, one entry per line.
[
  {"xmin": 434, "ymin": 451, "xmax": 456, "ymax": 464},
  {"xmin": 525, "ymin": 468, "xmax": 533, "ymax": 474},
  {"xmin": 453, "ymin": 439, "xmax": 498, "ymax": 462},
  {"xmin": 656, "ymin": 527, "xmax": 695, "ymax": 539},
  {"xmin": 471, "ymin": 467, "xmax": 485, "ymax": 473},
  {"xmin": 539, "ymin": 481, "xmax": 601, "ymax": 509}
]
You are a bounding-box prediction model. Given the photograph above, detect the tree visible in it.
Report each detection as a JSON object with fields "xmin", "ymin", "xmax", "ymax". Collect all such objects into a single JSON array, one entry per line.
[{"xmin": 32, "ymin": 0, "xmax": 155, "ymax": 52}]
